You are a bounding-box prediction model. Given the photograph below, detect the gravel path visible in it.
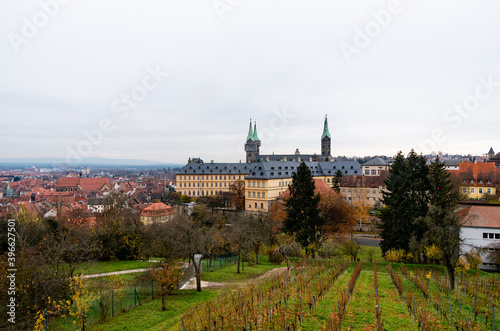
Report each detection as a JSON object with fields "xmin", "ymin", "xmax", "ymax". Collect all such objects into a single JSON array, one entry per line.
[
  {"xmin": 80, "ymin": 262, "xmax": 189, "ymax": 279},
  {"xmin": 180, "ymin": 266, "xmax": 288, "ymax": 290}
]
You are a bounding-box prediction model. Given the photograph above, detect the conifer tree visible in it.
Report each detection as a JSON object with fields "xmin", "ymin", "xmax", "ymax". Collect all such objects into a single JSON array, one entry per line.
[
  {"xmin": 284, "ymin": 162, "xmax": 322, "ymax": 257},
  {"xmin": 422, "ymin": 156, "xmax": 462, "ymax": 289},
  {"xmin": 379, "ymin": 150, "xmax": 430, "ymax": 254},
  {"xmin": 332, "ymin": 170, "xmax": 343, "ymax": 192},
  {"xmin": 428, "ymin": 156, "xmax": 461, "ymax": 210}
]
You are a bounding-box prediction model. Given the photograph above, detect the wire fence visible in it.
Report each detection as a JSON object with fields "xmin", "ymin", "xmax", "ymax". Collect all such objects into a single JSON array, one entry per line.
[
  {"xmin": 0, "ymin": 263, "xmax": 194, "ymax": 331},
  {"xmin": 201, "ymin": 255, "xmax": 238, "ymax": 272}
]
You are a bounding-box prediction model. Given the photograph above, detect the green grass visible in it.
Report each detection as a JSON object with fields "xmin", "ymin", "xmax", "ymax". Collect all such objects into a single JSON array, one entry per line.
[
  {"xmin": 84, "ymin": 272, "xmax": 147, "ymax": 288},
  {"xmin": 77, "ymin": 260, "xmax": 155, "ymax": 276},
  {"xmin": 342, "ymin": 271, "xmax": 379, "ymax": 329},
  {"xmin": 201, "ymin": 256, "xmax": 285, "ymax": 283},
  {"xmin": 299, "ymin": 267, "xmax": 352, "ymax": 330},
  {"xmin": 89, "ymin": 289, "xmax": 222, "ymax": 331},
  {"xmin": 376, "ymin": 269, "xmax": 418, "ymax": 330},
  {"xmin": 358, "ymin": 245, "xmax": 383, "ymax": 262}
]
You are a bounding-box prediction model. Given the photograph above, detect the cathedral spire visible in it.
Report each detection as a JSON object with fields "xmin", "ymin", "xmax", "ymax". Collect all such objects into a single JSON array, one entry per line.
[
  {"xmin": 321, "ymin": 115, "xmax": 331, "ymax": 139},
  {"xmin": 253, "ymin": 121, "xmax": 260, "ymax": 141},
  {"xmin": 246, "ymin": 118, "xmax": 254, "ymax": 141}
]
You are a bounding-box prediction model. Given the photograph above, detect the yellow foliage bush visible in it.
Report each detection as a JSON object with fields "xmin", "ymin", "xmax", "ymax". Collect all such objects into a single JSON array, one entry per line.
[
  {"xmin": 455, "ymin": 255, "xmax": 470, "ymax": 274},
  {"xmin": 424, "ymin": 244, "xmax": 442, "ymax": 264},
  {"xmin": 384, "ymin": 248, "xmax": 406, "ymax": 263},
  {"xmin": 464, "ymin": 252, "xmax": 482, "ymax": 270}
]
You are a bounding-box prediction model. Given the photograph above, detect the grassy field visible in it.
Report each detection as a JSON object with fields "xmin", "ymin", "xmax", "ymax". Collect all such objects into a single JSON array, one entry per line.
[
  {"xmin": 90, "ymin": 289, "xmax": 222, "ymax": 331},
  {"xmin": 76, "ymin": 260, "xmax": 156, "ymax": 276},
  {"xmin": 62, "ymin": 248, "xmax": 498, "ymax": 330},
  {"xmin": 201, "ymin": 256, "xmax": 285, "ymax": 283}
]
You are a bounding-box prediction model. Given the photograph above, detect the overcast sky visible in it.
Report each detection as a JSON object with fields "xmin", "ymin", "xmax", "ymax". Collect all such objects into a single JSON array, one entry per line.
[{"xmin": 1, "ymin": 0, "xmax": 499, "ymax": 164}]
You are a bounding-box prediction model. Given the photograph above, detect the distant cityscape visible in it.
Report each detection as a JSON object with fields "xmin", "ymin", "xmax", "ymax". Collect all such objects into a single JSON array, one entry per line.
[{"xmin": 1, "ymin": 118, "xmax": 499, "ymax": 219}]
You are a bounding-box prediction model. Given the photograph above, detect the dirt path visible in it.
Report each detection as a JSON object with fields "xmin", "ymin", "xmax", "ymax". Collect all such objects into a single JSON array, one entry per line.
[
  {"xmin": 81, "ymin": 262, "xmax": 189, "ymax": 279},
  {"xmin": 81, "ymin": 268, "xmax": 151, "ymax": 279},
  {"xmin": 181, "ymin": 266, "xmax": 288, "ymax": 290}
]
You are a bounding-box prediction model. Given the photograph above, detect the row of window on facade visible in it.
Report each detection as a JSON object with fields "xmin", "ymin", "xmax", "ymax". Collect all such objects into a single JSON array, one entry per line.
[
  {"xmin": 249, "ymin": 202, "xmax": 265, "ymax": 209},
  {"xmin": 344, "ymin": 196, "xmax": 378, "ymax": 201},
  {"xmin": 463, "ymin": 178, "xmax": 492, "ymax": 185},
  {"xmin": 248, "ymin": 181, "xmax": 266, "ymax": 188},
  {"xmin": 180, "ymin": 182, "xmax": 230, "ymax": 188},
  {"xmin": 483, "ymin": 232, "xmax": 500, "ymax": 239},
  {"xmin": 181, "ymin": 175, "xmax": 243, "ymax": 180},
  {"xmin": 462, "ymin": 187, "xmax": 492, "ymax": 194},
  {"xmin": 342, "ymin": 188, "xmax": 379, "ymax": 194},
  {"xmin": 248, "ymin": 192, "xmax": 266, "ymax": 198},
  {"xmin": 184, "ymin": 190, "xmax": 223, "ymax": 196},
  {"xmin": 364, "ymin": 169, "xmax": 381, "ymax": 175}
]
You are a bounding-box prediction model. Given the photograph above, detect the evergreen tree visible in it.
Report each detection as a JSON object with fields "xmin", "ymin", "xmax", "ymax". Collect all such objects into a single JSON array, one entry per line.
[
  {"xmin": 379, "ymin": 150, "xmax": 430, "ymax": 254},
  {"xmin": 428, "ymin": 156, "xmax": 461, "ymax": 210},
  {"xmin": 332, "ymin": 170, "xmax": 343, "ymax": 192},
  {"xmin": 284, "ymin": 162, "xmax": 322, "ymax": 257},
  {"xmin": 421, "ymin": 206, "xmax": 461, "ymax": 289},
  {"xmin": 422, "ymin": 156, "xmax": 462, "ymax": 289}
]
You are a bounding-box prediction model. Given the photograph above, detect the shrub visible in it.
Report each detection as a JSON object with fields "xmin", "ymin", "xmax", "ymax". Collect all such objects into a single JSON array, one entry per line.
[
  {"xmin": 464, "ymin": 251, "xmax": 482, "ymax": 270},
  {"xmin": 267, "ymin": 248, "xmax": 283, "ymax": 264},
  {"xmin": 455, "ymin": 255, "xmax": 470, "ymax": 274},
  {"xmin": 384, "ymin": 248, "xmax": 405, "ymax": 263},
  {"xmin": 424, "ymin": 244, "xmax": 442, "ymax": 264}
]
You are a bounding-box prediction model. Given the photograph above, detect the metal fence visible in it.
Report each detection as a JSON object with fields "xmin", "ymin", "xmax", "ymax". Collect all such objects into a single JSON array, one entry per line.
[
  {"xmin": 201, "ymin": 255, "xmax": 238, "ymax": 272},
  {"xmin": 0, "ymin": 264, "xmax": 193, "ymax": 331}
]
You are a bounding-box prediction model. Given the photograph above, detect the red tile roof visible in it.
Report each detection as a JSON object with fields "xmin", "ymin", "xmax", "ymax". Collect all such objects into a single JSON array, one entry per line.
[
  {"xmin": 80, "ymin": 178, "xmax": 111, "ymax": 191},
  {"xmin": 461, "ymin": 205, "xmax": 500, "ymax": 229},
  {"xmin": 340, "ymin": 171, "xmax": 388, "ymax": 188},
  {"xmin": 457, "ymin": 162, "xmax": 499, "ymax": 184},
  {"xmin": 278, "ymin": 179, "xmax": 334, "ymax": 200},
  {"xmin": 140, "ymin": 202, "xmax": 175, "ymax": 217},
  {"xmin": 142, "ymin": 202, "xmax": 174, "ymax": 212},
  {"xmin": 56, "ymin": 177, "xmax": 80, "ymax": 187},
  {"xmin": 55, "ymin": 177, "xmax": 112, "ymax": 191}
]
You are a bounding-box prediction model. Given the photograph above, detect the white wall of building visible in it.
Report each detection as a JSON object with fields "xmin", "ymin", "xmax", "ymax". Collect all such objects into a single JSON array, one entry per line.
[{"xmin": 461, "ymin": 226, "xmax": 500, "ymax": 269}]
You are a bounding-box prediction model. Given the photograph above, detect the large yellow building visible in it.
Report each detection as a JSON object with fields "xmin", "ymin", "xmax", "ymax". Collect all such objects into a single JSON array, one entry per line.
[
  {"xmin": 176, "ymin": 159, "xmax": 362, "ymax": 211},
  {"xmin": 176, "ymin": 161, "xmax": 252, "ymax": 197},
  {"xmin": 176, "ymin": 117, "xmax": 363, "ymax": 211},
  {"xmin": 244, "ymin": 160, "xmax": 361, "ymax": 211}
]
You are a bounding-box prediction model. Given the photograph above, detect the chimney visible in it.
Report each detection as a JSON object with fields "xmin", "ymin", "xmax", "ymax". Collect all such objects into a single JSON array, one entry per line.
[{"xmin": 266, "ymin": 156, "xmax": 270, "ymax": 162}]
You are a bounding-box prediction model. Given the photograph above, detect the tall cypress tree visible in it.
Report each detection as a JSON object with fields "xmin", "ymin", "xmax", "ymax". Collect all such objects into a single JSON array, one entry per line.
[
  {"xmin": 284, "ymin": 161, "xmax": 322, "ymax": 257},
  {"xmin": 379, "ymin": 150, "xmax": 430, "ymax": 254}
]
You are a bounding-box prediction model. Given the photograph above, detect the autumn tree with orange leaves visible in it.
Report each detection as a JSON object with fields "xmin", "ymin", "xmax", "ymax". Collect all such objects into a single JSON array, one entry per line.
[
  {"xmin": 229, "ymin": 179, "xmax": 246, "ymax": 211},
  {"xmin": 150, "ymin": 262, "xmax": 182, "ymax": 311},
  {"xmin": 319, "ymin": 190, "xmax": 357, "ymax": 236}
]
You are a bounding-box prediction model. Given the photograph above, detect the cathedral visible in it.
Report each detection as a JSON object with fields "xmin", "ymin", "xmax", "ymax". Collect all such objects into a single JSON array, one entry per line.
[
  {"xmin": 244, "ymin": 116, "xmax": 333, "ymax": 163},
  {"xmin": 177, "ymin": 116, "xmax": 360, "ymax": 212}
]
